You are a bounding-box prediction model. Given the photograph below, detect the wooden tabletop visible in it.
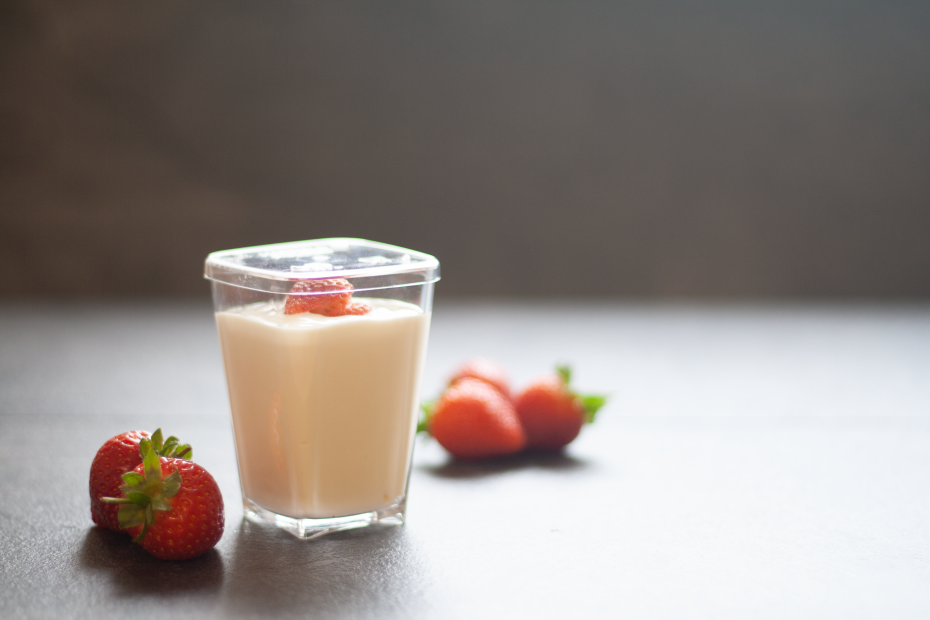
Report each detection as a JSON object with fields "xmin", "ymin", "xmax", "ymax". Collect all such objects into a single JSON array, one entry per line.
[{"xmin": 1, "ymin": 300, "xmax": 928, "ymax": 619}]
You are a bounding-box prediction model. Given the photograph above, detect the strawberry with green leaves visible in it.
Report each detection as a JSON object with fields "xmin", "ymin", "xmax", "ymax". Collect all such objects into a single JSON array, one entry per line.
[
  {"xmin": 102, "ymin": 437, "xmax": 224, "ymax": 560},
  {"xmin": 422, "ymin": 378, "xmax": 526, "ymax": 459},
  {"xmin": 514, "ymin": 365, "xmax": 607, "ymax": 451},
  {"xmin": 89, "ymin": 429, "xmax": 192, "ymax": 532}
]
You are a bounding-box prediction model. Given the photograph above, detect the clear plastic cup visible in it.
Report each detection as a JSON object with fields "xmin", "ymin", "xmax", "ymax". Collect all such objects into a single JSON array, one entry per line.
[{"xmin": 204, "ymin": 238, "xmax": 439, "ymax": 539}]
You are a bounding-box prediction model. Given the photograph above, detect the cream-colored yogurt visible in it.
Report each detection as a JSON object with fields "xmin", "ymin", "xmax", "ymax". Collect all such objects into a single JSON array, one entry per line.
[{"xmin": 216, "ymin": 299, "xmax": 430, "ymax": 519}]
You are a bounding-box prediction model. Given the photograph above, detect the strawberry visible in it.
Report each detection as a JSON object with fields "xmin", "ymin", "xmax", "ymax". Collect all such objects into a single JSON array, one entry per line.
[
  {"xmin": 344, "ymin": 300, "xmax": 373, "ymax": 315},
  {"xmin": 425, "ymin": 378, "xmax": 525, "ymax": 459},
  {"xmin": 89, "ymin": 428, "xmax": 192, "ymax": 531},
  {"xmin": 284, "ymin": 278, "xmax": 365, "ymax": 316},
  {"xmin": 102, "ymin": 441, "xmax": 224, "ymax": 560},
  {"xmin": 514, "ymin": 365, "xmax": 607, "ymax": 451},
  {"xmin": 448, "ymin": 357, "xmax": 512, "ymax": 400}
]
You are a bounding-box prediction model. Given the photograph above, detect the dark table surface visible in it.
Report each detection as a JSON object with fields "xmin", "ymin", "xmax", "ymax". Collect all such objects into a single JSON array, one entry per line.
[{"xmin": 1, "ymin": 300, "xmax": 929, "ymax": 619}]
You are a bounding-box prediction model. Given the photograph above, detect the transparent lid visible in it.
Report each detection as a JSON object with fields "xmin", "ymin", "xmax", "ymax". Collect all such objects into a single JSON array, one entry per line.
[{"xmin": 204, "ymin": 238, "xmax": 440, "ymax": 294}]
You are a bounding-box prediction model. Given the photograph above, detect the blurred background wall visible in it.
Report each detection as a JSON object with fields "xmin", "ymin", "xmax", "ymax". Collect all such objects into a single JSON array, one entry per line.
[{"xmin": 1, "ymin": 0, "xmax": 928, "ymax": 299}]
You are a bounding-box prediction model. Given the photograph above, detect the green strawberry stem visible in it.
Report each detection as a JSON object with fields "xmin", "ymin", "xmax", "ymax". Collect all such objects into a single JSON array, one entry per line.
[
  {"xmin": 556, "ymin": 364, "xmax": 608, "ymax": 424},
  {"xmin": 100, "ymin": 442, "xmax": 182, "ymax": 543}
]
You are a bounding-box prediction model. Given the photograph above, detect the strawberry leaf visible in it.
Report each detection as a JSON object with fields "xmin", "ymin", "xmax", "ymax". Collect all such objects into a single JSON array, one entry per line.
[
  {"xmin": 151, "ymin": 428, "xmax": 165, "ymax": 453},
  {"xmin": 150, "ymin": 496, "xmax": 172, "ymax": 512},
  {"xmin": 118, "ymin": 504, "xmax": 146, "ymax": 529},
  {"xmin": 580, "ymin": 394, "xmax": 608, "ymax": 424},
  {"xmin": 125, "ymin": 492, "xmax": 152, "ymax": 506},
  {"xmin": 132, "ymin": 522, "xmax": 149, "ymax": 544},
  {"xmin": 556, "ymin": 364, "xmax": 572, "ymax": 385},
  {"xmin": 417, "ymin": 400, "xmax": 434, "ymax": 435},
  {"xmin": 118, "ymin": 479, "xmax": 145, "ymax": 495},
  {"xmin": 167, "ymin": 441, "xmax": 192, "ymax": 460},
  {"xmin": 121, "ymin": 472, "xmax": 145, "ymax": 486},
  {"xmin": 163, "ymin": 469, "xmax": 182, "ymax": 498},
  {"xmin": 143, "ymin": 444, "xmax": 161, "ymax": 480}
]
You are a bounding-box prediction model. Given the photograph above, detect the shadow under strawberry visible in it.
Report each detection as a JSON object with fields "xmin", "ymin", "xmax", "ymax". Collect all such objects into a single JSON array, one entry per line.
[
  {"xmin": 79, "ymin": 526, "xmax": 224, "ymax": 596},
  {"xmin": 418, "ymin": 449, "xmax": 591, "ymax": 479}
]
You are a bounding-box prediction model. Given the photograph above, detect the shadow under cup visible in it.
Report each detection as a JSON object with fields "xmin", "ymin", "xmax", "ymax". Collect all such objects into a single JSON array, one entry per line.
[{"xmin": 204, "ymin": 238, "xmax": 439, "ymax": 539}]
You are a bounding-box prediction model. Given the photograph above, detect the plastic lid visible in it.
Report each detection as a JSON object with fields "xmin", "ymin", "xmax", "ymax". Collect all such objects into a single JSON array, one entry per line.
[{"xmin": 204, "ymin": 238, "xmax": 440, "ymax": 294}]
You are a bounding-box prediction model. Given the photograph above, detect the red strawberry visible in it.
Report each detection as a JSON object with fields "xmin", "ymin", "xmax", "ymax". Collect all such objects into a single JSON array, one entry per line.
[
  {"xmin": 90, "ymin": 431, "xmax": 149, "ymax": 531},
  {"xmin": 89, "ymin": 428, "xmax": 192, "ymax": 531},
  {"xmin": 103, "ymin": 442, "xmax": 224, "ymax": 560},
  {"xmin": 448, "ymin": 357, "xmax": 512, "ymax": 400},
  {"xmin": 284, "ymin": 278, "xmax": 355, "ymax": 316},
  {"xmin": 514, "ymin": 365, "xmax": 607, "ymax": 451},
  {"xmin": 426, "ymin": 378, "xmax": 525, "ymax": 459},
  {"xmin": 344, "ymin": 300, "xmax": 372, "ymax": 315}
]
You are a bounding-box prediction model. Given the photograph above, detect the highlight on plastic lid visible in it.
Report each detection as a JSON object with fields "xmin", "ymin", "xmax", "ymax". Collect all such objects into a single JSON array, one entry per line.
[{"xmin": 204, "ymin": 238, "xmax": 440, "ymax": 294}]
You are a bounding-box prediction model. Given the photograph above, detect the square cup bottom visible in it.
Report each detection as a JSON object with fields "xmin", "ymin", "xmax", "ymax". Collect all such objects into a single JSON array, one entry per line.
[{"xmin": 242, "ymin": 496, "xmax": 407, "ymax": 540}]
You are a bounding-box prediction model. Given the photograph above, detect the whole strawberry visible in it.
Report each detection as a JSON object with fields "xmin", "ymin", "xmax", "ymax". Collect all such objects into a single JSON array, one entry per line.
[
  {"xmin": 426, "ymin": 378, "xmax": 525, "ymax": 459},
  {"xmin": 89, "ymin": 429, "xmax": 192, "ymax": 531},
  {"xmin": 285, "ymin": 278, "xmax": 370, "ymax": 316},
  {"xmin": 448, "ymin": 357, "xmax": 512, "ymax": 400},
  {"xmin": 103, "ymin": 441, "xmax": 224, "ymax": 560},
  {"xmin": 514, "ymin": 365, "xmax": 607, "ymax": 451}
]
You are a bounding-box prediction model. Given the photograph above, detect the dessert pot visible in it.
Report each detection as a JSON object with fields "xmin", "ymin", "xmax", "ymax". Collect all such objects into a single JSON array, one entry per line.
[{"xmin": 205, "ymin": 238, "xmax": 439, "ymax": 539}]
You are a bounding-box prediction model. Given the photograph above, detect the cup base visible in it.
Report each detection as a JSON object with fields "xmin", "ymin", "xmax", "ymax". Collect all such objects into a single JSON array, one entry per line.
[{"xmin": 242, "ymin": 496, "xmax": 407, "ymax": 540}]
